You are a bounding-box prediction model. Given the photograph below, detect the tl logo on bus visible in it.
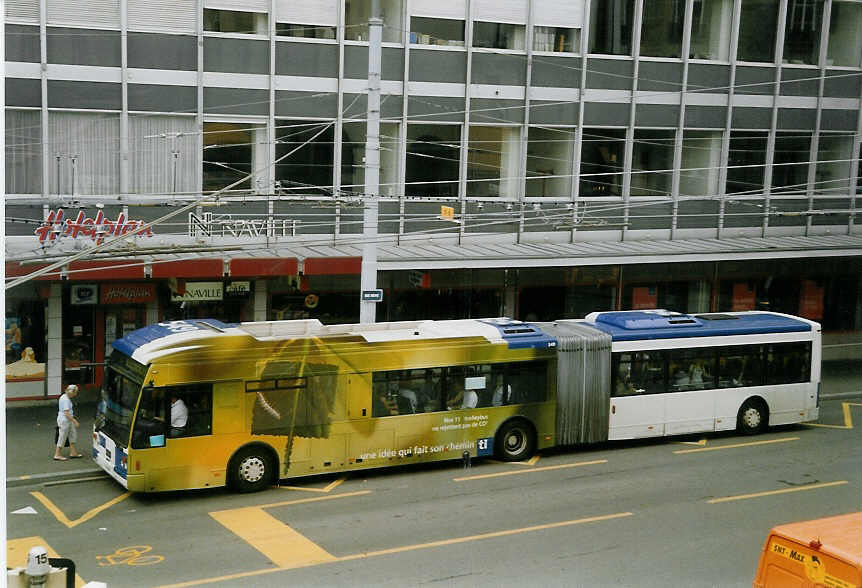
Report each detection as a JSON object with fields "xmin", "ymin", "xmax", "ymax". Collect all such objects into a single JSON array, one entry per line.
[{"xmin": 35, "ymin": 209, "xmax": 154, "ymax": 245}]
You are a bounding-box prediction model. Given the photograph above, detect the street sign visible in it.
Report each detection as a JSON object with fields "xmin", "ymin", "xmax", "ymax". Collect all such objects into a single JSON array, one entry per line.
[{"xmin": 361, "ymin": 289, "xmax": 383, "ymax": 302}]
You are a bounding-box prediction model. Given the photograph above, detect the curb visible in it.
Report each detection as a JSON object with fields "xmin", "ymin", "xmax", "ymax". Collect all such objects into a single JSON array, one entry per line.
[{"xmin": 7, "ymin": 467, "xmax": 107, "ymax": 488}]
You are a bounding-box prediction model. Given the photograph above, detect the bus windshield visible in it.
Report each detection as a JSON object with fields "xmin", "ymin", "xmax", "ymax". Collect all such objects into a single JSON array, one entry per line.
[{"xmin": 98, "ymin": 353, "xmax": 146, "ymax": 447}]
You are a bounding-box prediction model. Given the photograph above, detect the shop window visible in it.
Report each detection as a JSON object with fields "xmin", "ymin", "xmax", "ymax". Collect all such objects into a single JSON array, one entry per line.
[
  {"xmin": 344, "ymin": 0, "xmax": 404, "ymax": 43},
  {"xmin": 533, "ymin": 26, "xmax": 579, "ymax": 53},
  {"xmin": 726, "ymin": 131, "xmax": 768, "ymax": 195},
  {"xmin": 341, "ymin": 121, "xmax": 399, "ymax": 195},
  {"xmin": 6, "ymin": 296, "xmax": 47, "ymax": 398},
  {"xmin": 631, "ymin": 130, "xmax": 676, "ymax": 197},
  {"xmin": 772, "ymin": 132, "xmax": 812, "ymax": 194},
  {"xmin": 405, "ymin": 124, "xmax": 461, "ymax": 198},
  {"xmin": 640, "ymin": 0, "xmax": 684, "ymax": 58},
  {"xmin": 276, "ymin": 23, "xmax": 337, "ymax": 40},
  {"xmin": 526, "ymin": 126, "xmax": 574, "ymax": 198},
  {"xmin": 580, "ymin": 128, "xmax": 626, "ymax": 197},
  {"xmin": 410, "ymin": 17, "xmax": 465, "ymax": 46},
  {"xmin": 203, "ymin": 122, "xmax": 266, "ymax": 194},
  {"xmin": 783, "ymin": 0, "xmax": 824, "ymax": 65},
  {"xmin": 275, "ymin": 120, "xmax": 334, "ymax": 196},
  {"xmin": 204, "ymin": 9, "xmax": 267, "ymax": 34},
  {"xmin": 588, "ymin": 0, "xmax": 634, "ymax": 56},
  {"xmin": 680, "ymin": 131, "xmax": 722, "ymax": 197},
  {"xmin": 690, "ymin": 0, "xmax": 732, "ymax": 60},
  {"xmin": 815, "ymin": 133, "xmax": 854, "ymax": 195},
  {"xmin": 271, "ymin": 291, "xmax": 359, "ymax": 325},
  {"xmin": 467, "ymin": 125, "xmax": 520, "ymax": 198},
  {"xmin": 827, "ymin": 1, "xmax": 862, "ymax": 67},
  {"xmin": 63, "ymin": 298, "xmax": 95, "ymax": 388},
  {"xmin": 738, "ymin": 0, "xmax": 779, "ymax": 62},
  {"xmin": 472, "ymin": 21, "xmax": 525, "ymax": 51}
]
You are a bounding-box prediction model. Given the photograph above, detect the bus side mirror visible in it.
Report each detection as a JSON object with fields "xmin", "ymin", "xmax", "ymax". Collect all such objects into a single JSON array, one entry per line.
[{"xmin": 149, "ymin": 435, "xmax": 165, "ymax": 448}]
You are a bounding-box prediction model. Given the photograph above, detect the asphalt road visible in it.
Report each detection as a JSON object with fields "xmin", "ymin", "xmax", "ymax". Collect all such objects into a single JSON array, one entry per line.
[{"xmin": 6, "ymin": 378, "xmax": 862, "ymax": 587}]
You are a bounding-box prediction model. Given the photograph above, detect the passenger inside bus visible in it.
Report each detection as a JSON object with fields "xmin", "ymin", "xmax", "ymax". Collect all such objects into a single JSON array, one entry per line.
[
  {"xmin": 492, "ymin": 374, "xmax": 512, "ymax": 406},
  {"xmin": 446, "ymin": 379, "xmax": 477, "ymax": 410}
]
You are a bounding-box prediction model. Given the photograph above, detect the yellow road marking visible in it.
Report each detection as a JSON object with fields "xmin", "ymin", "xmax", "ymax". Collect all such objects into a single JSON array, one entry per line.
[
  {"xmin": 678, "ymin": 438, "xmax": 708, "ymax": 446},
  {"xmin": 807, "ymin": 402, "xmax": 862, "ymax": 429},
  {"xmin": 7, "ymin": 536, "xmax": 88, "ymax": 587},
  {"xmin": 707, "ymin": 480, "xmax": 848, "ymax": 504},
  {"xmin": 673, "ymin": 437, "xmax": 798, "ymax": 454},
  {"xmin": 280, "ymin": 477, "xmax": 346, "ymax": 493},
  {"xmin": 485, "ymin": 454, "xmax": 541, "ymax": 466},
  {"xmin": 210, "ymin": 507, "xmax": 336, "ymax": 568},
  {"xmin": 30, "ymin": 490, "xmax": 131, "ymax": 528},
  {"xmin": 253, "ymin": 489, "xmax": 371, "ymax": 510},
  {"xmin": 454, "ymin": 459, "xmax": 607, "ymax": 481},
  {"xmin": 160, "ymin": 511, "xmax": 633, "ymax": 588}
]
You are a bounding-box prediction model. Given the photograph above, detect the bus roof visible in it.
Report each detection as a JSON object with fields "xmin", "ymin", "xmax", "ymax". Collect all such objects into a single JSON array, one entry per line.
[
  {"xmin": 113, "ymin": 317, "xmax": 556, "ymax": 365},
  {"xmin": 769, "ymin": 512, "xmax": 862, "ymax": 566},
  {"xmin": 583, "ymin": 310, "xmax": 814, "ymax": 342}
]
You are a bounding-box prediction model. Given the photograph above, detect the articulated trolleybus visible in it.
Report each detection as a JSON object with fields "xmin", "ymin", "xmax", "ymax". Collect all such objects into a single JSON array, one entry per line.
[{"xmin": 93, "ymin": 310, "xmax": 820, "ymax": 492}]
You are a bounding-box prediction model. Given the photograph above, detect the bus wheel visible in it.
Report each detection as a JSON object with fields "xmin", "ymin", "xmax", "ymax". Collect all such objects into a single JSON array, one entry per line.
[
  {"xmin": 495, "ymin": 419, "xmax": 536, "ymax": 462},
  {"xmin": 229, "ymin": 447, "xmax": 273, "ymax": 493},
  {"xmin": 737, "ymin": 399, "xmax": 768, "ymax": 435}
]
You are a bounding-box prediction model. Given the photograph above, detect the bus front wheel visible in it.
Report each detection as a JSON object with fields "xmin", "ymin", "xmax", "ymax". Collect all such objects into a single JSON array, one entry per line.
[
  {"xmin": 737, "ymin": 398, "xmax": 768, "ymax": 435},
  {"xmin": 495, "ymin": 419, "xmax": 536, "ymax": 462},
  {"xmin": 229, "ymin": 446, "xmax": 274, "ymax": 493}
]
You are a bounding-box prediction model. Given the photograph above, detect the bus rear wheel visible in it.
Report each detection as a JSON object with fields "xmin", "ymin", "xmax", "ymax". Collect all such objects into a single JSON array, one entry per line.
[
  {"xmin": 495, "ymin": 420, "xmax": 536, "ymax": 462},
  {"xmin": 229, "ymin": 446, "xmax": 273, "ymax": 493},
  {"xmin": 737, "ymin": 398, "xmax": 768, "ymax": 435}
]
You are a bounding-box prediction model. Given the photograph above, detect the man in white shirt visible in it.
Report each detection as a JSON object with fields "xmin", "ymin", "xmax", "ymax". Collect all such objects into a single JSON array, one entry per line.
[
  {"xmin": 54, "ymin": 384, "xmax": 82, "ymax": 460},
  {"xmin": 170, "ymin": 394, "xmax": 188, "ymax": 437}
]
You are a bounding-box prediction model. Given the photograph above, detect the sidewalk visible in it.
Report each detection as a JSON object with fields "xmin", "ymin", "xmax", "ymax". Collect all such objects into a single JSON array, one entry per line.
[{"xmin": 5, "ymin": 401, "xmax": 105, "ymax": 488}]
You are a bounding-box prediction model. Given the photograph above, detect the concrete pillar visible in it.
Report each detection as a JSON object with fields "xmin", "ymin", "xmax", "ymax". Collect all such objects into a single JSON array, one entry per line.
[
  {"xmin": 46, "ymin": 283, "xmax": 63, "ymax": 397},
  {"xmin": 254, "ymin": 280, "xmax": 268, "ymax": 321},
  {"xmin": 146, "ymin": 299, "xmax": 159, "ymax": 325},
  {"xmin": 687, "ymin": 280, "xmax": 711, "ymax": 314}
]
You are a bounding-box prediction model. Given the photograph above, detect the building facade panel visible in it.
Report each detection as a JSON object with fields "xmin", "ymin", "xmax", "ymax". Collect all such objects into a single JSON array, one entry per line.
[
  {"xmin": 470, "ymin": 52, "xmax": 527, "ymax": 86},
  {"xmin": 275, "ymin": 90, "xmax": 338, "ymax": 118},
  {"xmin": 343, "ymin": 46, "xmax": 405, "ymax": 80},
  {"xmin": 528, "ymin": 101, "xmax": 579, "ymax": 125},
  {"xmin": 634, "ymin": 104, "xmax": 679, "ymax": 127},
  {"xmin": 275, "ymin": 42, "xmax": 339, "ymax": 77},
  {"xmin": 409, "ymin": 49, "xmax": 467, "ymax": 83},
  {"xmin": 5, "ymin": 24, "xmax": 40, "ymax": 62},
  {"xmin": 407, "ymin": 95, "xmax": 465, "ymax": 122},
  {"xmin": 820, "ymin": 109, "xmax": 859, "ymax": 132},
  {"xmin": 636, "ymin": 61, "xmax": 683, "ymax": 93},
  {"xmin": 585, "ymin": 58, "xmax": 634, "ymax": 91},
  {"xmin": 731, "ymin": 106, "xmax": 772, "ymax": 129},
  {"xmin": 203, "ymin": 87, "xmax": 270, "ymax": 115},
  {"xmin": 46, "ymin": 80, "xmax": 122, "ymax": 110},
  {"xmin": 530, "ymin": 55, "xmax": 580, "ymax": 88},
  {"xmin": 684, "ymin": 106, "xmax": 726, "ymax": 128},
  {"xmin": 203, "ymin": 37, "xmax": 270, "ymax": 74},
  {"xmin": 128, "ymin": 84, "xmax": 198, "ymax": 113},
  {"xmin": 5, "ymin": 78, "xmax": 41, "ymax": 107},
  {"xmin": 128, "ymin": 33, "xmax": 197, "ymax": 71},
  {"xmin": 46, "ymin": 27, "xmax": 122, "ymax": 67},
  {"xmin": 780, "ymin": 67, "xmax": 821, "ymax": 97},
  {"xmin": 734, "ymin": 66, "xmax": 776, "ymax": 95},
  {"xmin": 583, "ymin": 102, "xmax": 630, "ymax": 126},
  {"xmin": 686, "ymin": 64, "xmax": 731, "ymax": 93},
  {"xmin": 823, "ymin": 70, "xmax": 862, "ymax": 99},
  {"xmin": 777, "ymin": 108, "xmax": 818, "ymax": 130}
]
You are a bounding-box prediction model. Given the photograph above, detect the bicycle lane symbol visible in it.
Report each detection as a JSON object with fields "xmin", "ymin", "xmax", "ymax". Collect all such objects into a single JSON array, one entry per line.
[{"xmin": 97, "ymin": 545, "xmax": 164, "ymax": 566}]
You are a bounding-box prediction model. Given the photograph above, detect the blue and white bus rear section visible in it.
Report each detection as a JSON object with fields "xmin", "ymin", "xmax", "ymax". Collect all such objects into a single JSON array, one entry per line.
[
  {"xmin": 93, "ymin": 429, "xmax": 129, "ymax": 488},
  {"xmin": 580, "ymin": 310, "xmax": 821, "ymax": 440}
]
